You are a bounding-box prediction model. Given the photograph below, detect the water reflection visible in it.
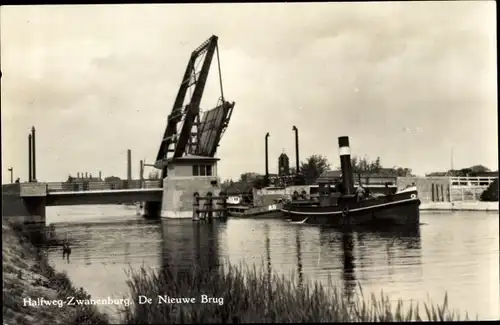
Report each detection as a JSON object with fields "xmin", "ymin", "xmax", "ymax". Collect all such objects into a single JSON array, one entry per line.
[
  {"xmin": 44, "ymin": 208, "xmax": 498, "ymax": 320},
  {"xmin": 161, "ymin": 220, "xmax": 220, "ymax": 277},
  {"xmin": 264, "ymin": 224, "xmax": 272, "ymax": 283},
  {"xmin": 294, "ymin": 227, "xmax": 304, "ymax": 287},
  {"xmin": 51, "ymin": 220, "xmax": 162, "ymax": 266},
  {"xmin": 318, "ymin": 226, "xmax": 422, "ymax": 299}
]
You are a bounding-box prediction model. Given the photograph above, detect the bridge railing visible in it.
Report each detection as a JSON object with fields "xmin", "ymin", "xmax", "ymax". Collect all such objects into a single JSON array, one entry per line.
[
  {"xmin": 450, "ymin": 176, "xmax": 497, "ymax": 187},
  {"xmin": 45, "ymin": 180, "xmax": 162, "ymax": 193}
]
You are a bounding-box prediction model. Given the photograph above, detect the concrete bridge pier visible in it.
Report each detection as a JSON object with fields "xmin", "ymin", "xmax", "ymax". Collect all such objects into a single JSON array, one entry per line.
[
  {"xmin": 2, "ymin": 184, "xmax": 47, "ymax": 222},
  {"xmin": 160, "ymin": 156, "xmax": 222, "ymax": 219},
  {"xmin": 2, "ymin": 183, "xmax": 48, "ymax": 244}
]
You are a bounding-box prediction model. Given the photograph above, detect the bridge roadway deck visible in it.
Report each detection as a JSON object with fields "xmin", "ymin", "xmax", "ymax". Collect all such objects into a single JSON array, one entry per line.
[{"xmin": 18, "ymin": 180, "xmax": 163, "ymax": 206}]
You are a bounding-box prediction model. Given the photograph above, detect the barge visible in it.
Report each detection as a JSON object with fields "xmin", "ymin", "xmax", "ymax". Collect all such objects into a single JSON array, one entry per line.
[
  {"xmin": 227, "ymin": 202, "xmax": 283, "ymax": 218},
  {"xmin": 225, "ymin": 191, "xmax": 283, "ymax": 218}
]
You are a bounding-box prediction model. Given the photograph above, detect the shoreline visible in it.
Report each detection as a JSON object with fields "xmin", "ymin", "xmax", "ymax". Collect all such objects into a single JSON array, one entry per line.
[
  {"xmin": 419, "ymin": 201, "xmax": 498, "ymax": 211},
  {"xmin": 2, "ymin": 219, "xmax": 109, "ymax": 325}
]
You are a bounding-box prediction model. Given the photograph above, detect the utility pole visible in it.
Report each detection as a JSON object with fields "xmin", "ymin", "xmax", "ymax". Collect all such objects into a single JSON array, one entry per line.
[
  {"xmin": 31, "ymin": 126, "xmax": 36, "ymax": 181},
  {"xmin": 265, "ymin": 132, "xmax": 270, "ymax": 186},
  {"xmin": 28, "ymin": 134, "xmax": 33, "ymax": 182},
  {"xmin": 292, "ymin": 126, "xmax": 300, "ymax": 174},
  {"xmin": 450, "ymin": 147, "xmax": 454, "ymax": 172}
]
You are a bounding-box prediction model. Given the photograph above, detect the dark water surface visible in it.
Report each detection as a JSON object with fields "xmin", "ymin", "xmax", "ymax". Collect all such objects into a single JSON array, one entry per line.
[{"xmin": 45, "ymin": 205, "xmax": 499, "ymax": 321}]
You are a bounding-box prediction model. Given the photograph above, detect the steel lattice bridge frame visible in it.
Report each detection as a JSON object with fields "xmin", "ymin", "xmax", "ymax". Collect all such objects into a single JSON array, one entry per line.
[{"xmin": 154, "ymin": 35, "xmax": 235, "ymax": 178}]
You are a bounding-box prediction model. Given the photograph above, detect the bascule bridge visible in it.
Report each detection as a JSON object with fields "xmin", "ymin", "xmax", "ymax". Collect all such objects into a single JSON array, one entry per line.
[
  {"xmin": 2, "ymin": 35, "xmax": 235, "ymax": 222},
  {"xmin": 145, "ymin": 35, "xmax": 236, "ymax": 218}
]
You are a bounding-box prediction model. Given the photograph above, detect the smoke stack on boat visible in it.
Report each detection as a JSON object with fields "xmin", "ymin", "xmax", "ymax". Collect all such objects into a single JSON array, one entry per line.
[{"xmin": 338, "ymin": 136, "xmax": 354, "ymax": 195}]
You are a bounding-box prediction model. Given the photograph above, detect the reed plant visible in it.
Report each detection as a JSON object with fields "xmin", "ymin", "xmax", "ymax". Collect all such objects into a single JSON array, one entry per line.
[{"xmin": 121, "ymin": 262, "xmax": 471, "ymax": 323}]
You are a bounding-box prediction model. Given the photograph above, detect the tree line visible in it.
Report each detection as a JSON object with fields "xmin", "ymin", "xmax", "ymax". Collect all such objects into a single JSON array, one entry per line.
[{"xmin": 426, "ymin": 165, "xmax": 494, "ymax": 177}]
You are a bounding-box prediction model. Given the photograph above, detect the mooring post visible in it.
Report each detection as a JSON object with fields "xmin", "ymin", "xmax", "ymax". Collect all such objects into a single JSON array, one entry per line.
[
  {"xmin": 28, "ymin": 134, "xmax": 33, "ymax": 182},
  {"xmin": 192, "ymin": 192, "xmax": 200, "ymax": 221},
  {"xmin": 265, "ymin": 133, "xmax": 270, "ymax": 186},
  {"xmin": 338, "ymin": 136, "xmax": 354, "ymax": 195},
  {"xmin": 220, "ymin": 192, "xmax": 228, "ymax": 219},
  {"xmin": 206, "ymin": 192, "xmax": 213, "ymax": 221}
]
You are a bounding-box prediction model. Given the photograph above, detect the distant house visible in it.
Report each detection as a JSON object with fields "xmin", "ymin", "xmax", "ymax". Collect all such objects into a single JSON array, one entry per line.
[{"xmin": 104, "ymin": 176, "xmax": 123, "ymax": 190}]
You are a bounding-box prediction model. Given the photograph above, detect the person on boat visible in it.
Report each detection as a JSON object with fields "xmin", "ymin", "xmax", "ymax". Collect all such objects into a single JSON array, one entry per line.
[
  {"xmin": 356, "ymin": 185, "xmax": 366, "ymax": 202},
  {"xmin": 62, "ymin": 240, "xmax": 72, "ymax": 263}
]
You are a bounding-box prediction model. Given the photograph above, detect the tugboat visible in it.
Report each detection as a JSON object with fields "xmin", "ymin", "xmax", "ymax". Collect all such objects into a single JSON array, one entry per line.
[{"xmin": 281, "ymin": 136, "xmax": 420, "ymax": 227}]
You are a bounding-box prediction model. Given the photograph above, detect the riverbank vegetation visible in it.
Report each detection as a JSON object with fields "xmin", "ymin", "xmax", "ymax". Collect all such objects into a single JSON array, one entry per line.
[
  {"xmin": 480, "ymin": 178, "xmax": 499, "ymax": 201},
  {"xmin": 3, "ymin": 220, "xmax": 109, "ymax": 325},
  {"xmin": 121, "ymin": 263, "xmax": 470, "ymax": 323}
]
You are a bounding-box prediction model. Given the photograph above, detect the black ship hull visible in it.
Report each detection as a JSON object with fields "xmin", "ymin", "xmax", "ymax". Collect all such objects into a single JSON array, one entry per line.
[{"xmin": 281, "ymin": 187, "xmax": 420, "ymax": 227}]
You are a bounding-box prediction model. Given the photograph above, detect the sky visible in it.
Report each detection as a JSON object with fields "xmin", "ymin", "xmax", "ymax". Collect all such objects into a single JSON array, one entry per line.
[{"xmin": 1, "ymin": 2, "xmax": 497, "ymax": 183}]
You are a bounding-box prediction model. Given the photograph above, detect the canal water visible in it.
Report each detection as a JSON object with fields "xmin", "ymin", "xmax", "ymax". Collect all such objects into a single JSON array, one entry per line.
[{"xmin": 45, "ymin": 205, "xmax": 499, "ymax": 322}]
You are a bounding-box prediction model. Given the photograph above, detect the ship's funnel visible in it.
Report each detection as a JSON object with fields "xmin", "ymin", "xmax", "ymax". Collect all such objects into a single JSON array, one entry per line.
[{"xmin": 338, "ymin": 136, "xmax": 354, "ymax": 195}]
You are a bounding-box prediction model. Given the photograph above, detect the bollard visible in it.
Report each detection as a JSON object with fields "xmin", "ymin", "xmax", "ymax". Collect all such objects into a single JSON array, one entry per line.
[
  {"xmin": 218, "ymin": 191, "xmax": 227, "ymax": 219},
  {"xmin": 221, "ymin": 193, "xmax": 228, "ymax": 219},
  {"xmin": 192, "ymin": 192, "xmax": 200, "ymax": 221},
  {"xmin": 206, "ymin": 192, "xmax": 213, "ymax": 221}
]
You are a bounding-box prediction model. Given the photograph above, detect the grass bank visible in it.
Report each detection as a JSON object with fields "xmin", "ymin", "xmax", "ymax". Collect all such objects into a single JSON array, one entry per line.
[
  {"xmin": 2, "ymin": 220, "xmax": 109, "ymax": 325},
  {"xmin": 121, "ymin": 263, "xmax": 471, "ymax": 323}
]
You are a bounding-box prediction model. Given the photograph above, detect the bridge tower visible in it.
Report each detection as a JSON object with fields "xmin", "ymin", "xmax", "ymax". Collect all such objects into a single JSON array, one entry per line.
[{"xmin": 144, "ymin": 35, "xmax": 236, "ymax": 219}]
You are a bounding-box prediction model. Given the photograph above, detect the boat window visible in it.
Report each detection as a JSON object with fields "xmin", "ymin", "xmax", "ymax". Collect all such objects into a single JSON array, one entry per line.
[
  {"xmin": 206, "ymin": 165, "xmax": 212, "ymax": 176},
  {"xmin": 192, "ymin": 165, "xmax": 199, "ymax": 176}
]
